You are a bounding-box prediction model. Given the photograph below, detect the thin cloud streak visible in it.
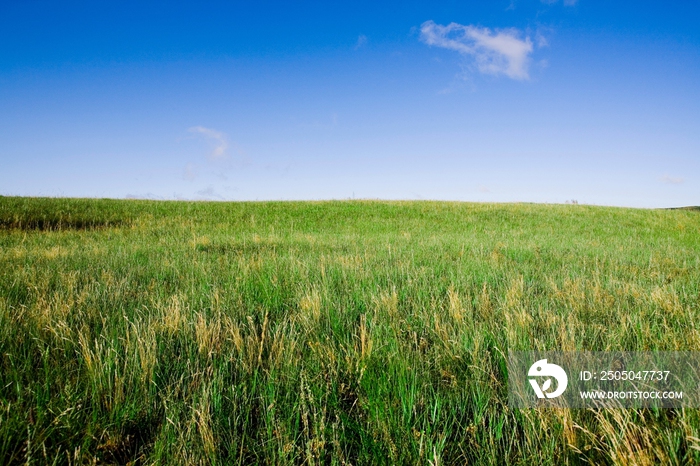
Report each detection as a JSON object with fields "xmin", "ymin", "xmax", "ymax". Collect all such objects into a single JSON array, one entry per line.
[
  {"xmin": 188, "ymin": 126, "xmax": 228, "ymax": 159},
  {"xmin": 660, "ymin": 174, "xmax": 684, "ymax": 185},
  {"xmin": 541, "ymin": 0, "xmax": 578, "ymax": 5},
  {"xmin": 183, "ymin": 163, "xmax": 198, "ymax": 181},
  {"xmin": 196, "ymin": 185, "xmax": 225, "ymax": 200},
  {"xmin": 420, "ymin": 20, "xmax": 533, "ymax": 80}
]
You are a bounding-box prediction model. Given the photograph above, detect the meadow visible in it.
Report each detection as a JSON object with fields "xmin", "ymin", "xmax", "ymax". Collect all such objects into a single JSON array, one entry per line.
[{"xmin": 1, "ymin": 196, "xmax": 699, "ymax": 465}]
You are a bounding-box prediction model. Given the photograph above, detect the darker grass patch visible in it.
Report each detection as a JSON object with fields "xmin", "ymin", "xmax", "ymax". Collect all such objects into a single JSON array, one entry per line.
[
  {"xmin": 0, "ymin": 197, "xmax": 131, "ymax": 231},
  {"xmin": 196, "ymin": 240, "xmax": 280, "ymax": 255},
  {"xmin": 196, "ymin": 238, "xmax": 343, "ymax": 256},
  {"xmin": 96, "ymin": 413, "xmax": 161, "ymax": 465},
  {"xmin": 0, "ymin": 216, "xmax": 127, "ymax": 231}
]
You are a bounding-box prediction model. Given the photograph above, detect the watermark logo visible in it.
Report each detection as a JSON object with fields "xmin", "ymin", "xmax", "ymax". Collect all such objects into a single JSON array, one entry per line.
[
  {"xmin": 528, "ymin": 359, "xmax": 568, "ymax": 399},
  {"xmin": 510, "ymin": 352, "xmax": 697, "ymax": 408}
]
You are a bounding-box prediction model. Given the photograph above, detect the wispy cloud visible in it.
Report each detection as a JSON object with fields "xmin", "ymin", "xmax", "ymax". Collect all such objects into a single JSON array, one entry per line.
[
  {"xmin": 188, "ymin": 126, "xmax": 228, "ymax": 159},
  {"xmin": 183, "ymin": 163, "xmax": 198, "ymax": 181},
  {"xmin": 294, "ymin": 112, "xmax": 339, "ymax": 130},
  {"xmin": 354, "ymin": 34, "xmax": 368, "ymax": 50},
  {"xmin": 660, "ymin": 174, "xmax": 684, "ymax": 185},
  {"xmin": 541, "ymin": 0, "xmax": 578, "ymax": 5},
  {"xmin": 125, "ymin": 192, "xmax": 163, "ymax": 200},
  {"xmin": 420, "ymin": 20, "xmax": 534, "ymax": 80},
  {"xmin": 196, "ymin": 185, "xmax": 225, "ymax": 200}
]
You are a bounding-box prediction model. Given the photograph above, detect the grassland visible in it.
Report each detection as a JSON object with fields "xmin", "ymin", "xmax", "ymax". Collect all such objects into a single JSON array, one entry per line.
[{"xmin": 1, "ymin": 196, "xmax": 699, "ymax": 465}]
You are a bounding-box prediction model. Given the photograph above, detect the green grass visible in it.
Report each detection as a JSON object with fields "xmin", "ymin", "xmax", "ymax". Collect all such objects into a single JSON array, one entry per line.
[{"xmin": 1, "ymin": 196, "xmax": 699, "ymax": 464}]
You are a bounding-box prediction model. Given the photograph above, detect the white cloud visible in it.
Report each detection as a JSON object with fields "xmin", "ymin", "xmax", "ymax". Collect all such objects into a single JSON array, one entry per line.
[
  {"xmin": 196, "ymin": 185, "xmax": 225, "ymax": 200},
  {"xmin": 188, "ymin": 126, "xmax": 228, "ymax": 159},
  {"xmin": 420, "ymin": 20, "xmax": 534, "ymax": 80},
  {"xmin": 541, "ymin": 0, "xmax": 578, "ymax": 5},
  {"xmin": 183, "ymin": 163, "xmax": 198, "ymax": 181},
  {"xmin": 660, "ymin": 174, "xmax": 684, "ymax": 185},
  {"xmin": 354, "ymin": 34, "xmax": 367, "ymax": 50},
  {"xmin": 124, "ymin": 193, "xmax": 163, "ymax": 200}
]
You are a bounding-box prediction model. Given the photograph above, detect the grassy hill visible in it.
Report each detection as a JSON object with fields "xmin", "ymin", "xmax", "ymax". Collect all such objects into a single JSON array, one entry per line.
[{"xmin": 1, "ymin": 196, "xmax": 699, "ymax": 464}]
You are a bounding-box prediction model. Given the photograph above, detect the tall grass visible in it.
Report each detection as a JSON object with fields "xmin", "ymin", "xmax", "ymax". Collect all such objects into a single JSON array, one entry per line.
[{"xmin": 1, "ymin": 196, "xmax": 699, "ymax": 464}]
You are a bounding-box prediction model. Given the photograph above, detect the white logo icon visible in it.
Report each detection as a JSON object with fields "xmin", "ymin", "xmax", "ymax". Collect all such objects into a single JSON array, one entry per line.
[{"xmin": 528, "ymin": 359, "xmax": 568, "ymax": 399}]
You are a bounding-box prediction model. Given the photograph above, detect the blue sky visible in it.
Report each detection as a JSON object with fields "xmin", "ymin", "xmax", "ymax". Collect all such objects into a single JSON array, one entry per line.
[{"xmin": 1, "ymin": 1, "xmax": 698, "ymax": 207}]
